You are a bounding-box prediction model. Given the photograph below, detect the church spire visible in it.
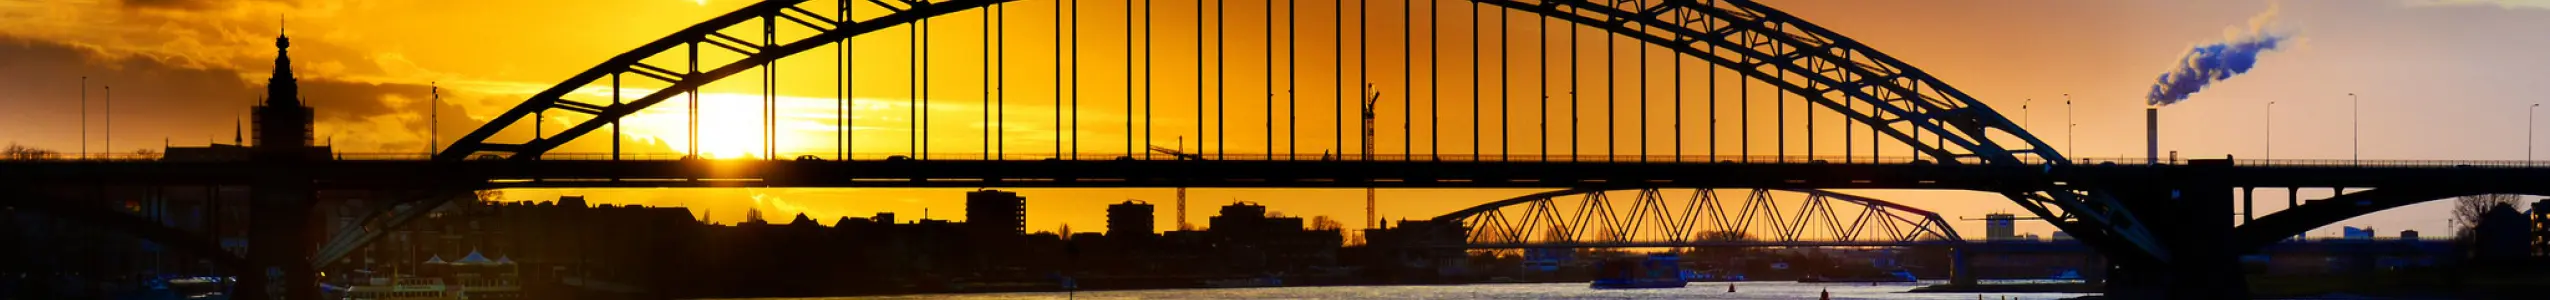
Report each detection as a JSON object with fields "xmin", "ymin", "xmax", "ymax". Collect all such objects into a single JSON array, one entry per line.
[
  {"xmin": 267, "ymin": 17, "xmax": 298, "ymax": 107},
  {"xmin": 252, "ymin": 16, "xmax": 315, "ymax": 150}
]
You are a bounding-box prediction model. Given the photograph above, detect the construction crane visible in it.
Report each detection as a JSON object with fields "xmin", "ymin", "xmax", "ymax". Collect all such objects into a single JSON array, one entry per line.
[
  {"xmin": 1960, "ymin": 214, "xmax": 2049, "ymax": 221},
  {"xmin": 1147, "ymin": 144, "xmax": 1205, "ymax": 161},
  {"xmin": 1147, "ymin": 138, "xmax": 1202, "ymax": 230},
  {"xmin": 1359, "ymin": 83, "xmax": 1381, "ymax": 230}
]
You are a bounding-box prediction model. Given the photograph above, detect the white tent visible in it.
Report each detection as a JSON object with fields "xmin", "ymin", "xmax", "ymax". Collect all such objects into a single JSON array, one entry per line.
[{"xmin": 455, "ymin": 250, "xmax": 497, "ymax": 266}]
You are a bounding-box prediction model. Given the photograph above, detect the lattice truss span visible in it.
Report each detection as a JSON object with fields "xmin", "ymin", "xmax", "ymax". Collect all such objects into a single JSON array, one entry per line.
[{"xmin": 1439, "ymin": 188, "xmax": 1960, "ymax": 248}]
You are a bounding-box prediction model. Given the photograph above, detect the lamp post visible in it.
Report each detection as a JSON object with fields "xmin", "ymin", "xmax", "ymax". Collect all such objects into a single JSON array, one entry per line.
[
  {"xmin": 2530, "ymin": 104, "xmax": 2540, "ymax": 164},
  {"xmin": 2064, "ymin": 94, "xmax": 2074, "ymax": 158},
  {"xmin": 2348, "ymin": 93, "xmax": 2359, "ymax": 165},
  {"xmin": 80, "ymin": 76, "xmax": 86, "ymax": 160},
  {"xmin": 103, "ymin": 85, "xmax": 110, "ymax": 158},
  {"xmin": 2266, "ymin": 101, "xmax": 2275, "ymax": 161},
  {"xmin": 2021, "ymin": 98, "xmax": 2032, "ymax": 163}
]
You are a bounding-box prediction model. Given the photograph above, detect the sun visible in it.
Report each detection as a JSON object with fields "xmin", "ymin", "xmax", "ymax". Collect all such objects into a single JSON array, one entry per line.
[{"xmin": 608, "ymin": 90, "xmax": 889, "ymax": 160}]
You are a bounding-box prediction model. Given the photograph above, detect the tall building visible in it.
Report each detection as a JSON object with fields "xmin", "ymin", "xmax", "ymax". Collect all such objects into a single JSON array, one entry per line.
[
  {"xmin": 1108, "ymin": 200, "xmax": 1155, "ymax": 237},
  {"xmin": 965, "ymin": 190, "xmax": 1024, "ymax": 237},
  {"xmin": 2532, "ymin": 200, "xmax": 2549, "ymax": 256},
  {"xmin": 1211, "ymin": 201, "xmax": 1271, "ymax": 231},
  {"xmin": 2342, "ymin": 226, "xmax": 2375, "ymax": 240},
  {"xmin": 1983, "ymin": 213, "xmax": 2018, "ymax": 241},
  {"xmin": 1200, "ymin": 201, "xmax": 1334, "ymax": 273}
]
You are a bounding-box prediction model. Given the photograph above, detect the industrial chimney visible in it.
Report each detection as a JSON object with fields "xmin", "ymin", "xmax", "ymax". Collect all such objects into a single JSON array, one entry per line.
[{"xmin": 2147, "ymin": 107, "xmax": 2159, "ymax": 165}]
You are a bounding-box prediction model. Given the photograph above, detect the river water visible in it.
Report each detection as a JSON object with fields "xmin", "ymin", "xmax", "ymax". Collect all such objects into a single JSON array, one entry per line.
[{"xmin": 745, "ymin": 281, "xmax": 2091, "ymax": 299}]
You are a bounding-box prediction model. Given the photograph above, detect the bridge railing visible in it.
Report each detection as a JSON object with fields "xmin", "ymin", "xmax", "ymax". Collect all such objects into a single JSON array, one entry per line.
[
  {"xmin": 2229, "ymin": 159, "xmax": 2549, "ymax": 168},
  {"xmin": 324, "ymin": 152, "xmax": 1998, "ymax": 164},
  {"xmin": 18, "ymin": 151, "xmax": 2548, "ymax": 168},
  {"xmin": 2041, "ymin": 157, "xmax": 2550, "ymax": 168},
  {"xmin": 0, "ymin": 153, "xmax": 165, "ymax": 161}
]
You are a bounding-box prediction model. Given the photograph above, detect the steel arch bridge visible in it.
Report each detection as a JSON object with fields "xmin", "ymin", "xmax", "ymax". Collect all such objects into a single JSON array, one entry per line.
[
  {"xmin": 440, "ymin": 0, "xmax": 2072, "ymax": 164},
  {"xmin": 427, "ymin": 0, "xmax": 2157, "ymax": 260},
  {"xmin": 1435, "ymin": 188, "xmax": 1960, "ymax": 248}
]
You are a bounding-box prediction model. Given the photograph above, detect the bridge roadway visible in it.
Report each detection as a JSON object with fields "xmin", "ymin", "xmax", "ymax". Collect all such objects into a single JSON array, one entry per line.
[
  {"xmin": 3, "ymin": 159, "xmax": 2543, "ymax": 190},
  {"xmin": 1443, "ymin": 239, "xmax": 2445, "ymax": 254}
]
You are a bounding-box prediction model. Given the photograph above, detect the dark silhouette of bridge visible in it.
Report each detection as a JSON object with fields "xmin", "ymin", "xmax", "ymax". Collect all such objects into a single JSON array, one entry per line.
[
  {"xmin": 4, "ymin": 0, "xmax": 2545, "ymax": 299},
  {"xmin": 1433, "ymin": 188, "xmax": 1962, "ymax": 248}
]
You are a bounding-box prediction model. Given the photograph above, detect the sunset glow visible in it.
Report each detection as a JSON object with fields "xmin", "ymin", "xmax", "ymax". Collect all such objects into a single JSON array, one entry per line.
[{"xmin": 5, "ymin": 0, "xmax": 2550, "ymax": 241}]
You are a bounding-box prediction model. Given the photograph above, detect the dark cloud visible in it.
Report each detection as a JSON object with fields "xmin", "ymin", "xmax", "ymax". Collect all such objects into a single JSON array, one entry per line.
[
  {"xmin": 119, "ymin": 0, "xmax": 296, "ymax": 11},
  {"xmin": 0, "ymin": 35, "xmax": 667, "ymax": 154}
]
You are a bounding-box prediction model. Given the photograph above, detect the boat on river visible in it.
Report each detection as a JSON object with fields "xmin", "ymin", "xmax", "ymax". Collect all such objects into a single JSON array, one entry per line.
[{"xmin": 1590, "ymin": 254, "xmax": 1688, "ymax": 289}]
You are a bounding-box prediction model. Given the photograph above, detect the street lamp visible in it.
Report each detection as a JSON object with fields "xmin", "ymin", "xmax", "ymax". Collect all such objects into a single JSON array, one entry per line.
[
  {"xmin": 2348, "ymin": 93, "xmax": 2359, "ymax": 165},
  {"xmin": 103, "ymin": 85, "xmax": 110, "ymax": 158},
  {"xmin": 79, "ymin": 76, "xmax": 86, "ymax": 160},
  {"xmin": 2070, "ymin": 123, "xmax": 2080, "ymax": 163},
  {"xmin": 2064, "ymin": 94, "xmax": 2074, "ymax": 157},
  {"xmin": 2024, "ymin": 98, "xmax": 2036, "ymax": 164},
  {"xmin": 2530, "ymin": 104, "xmax": 2540, "ymax": 164}
]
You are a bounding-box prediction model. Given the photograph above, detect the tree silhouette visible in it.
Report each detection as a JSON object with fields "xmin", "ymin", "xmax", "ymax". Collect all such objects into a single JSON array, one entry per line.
[
  {"xmin": 1308, "ymin": 216, "xmax": 1343, "ymax": 231},
  {"xmin": 2, "ymin": 143, "xmax": 58, "ymax": 160},
  {"xmin": 1696, "ymin": 230, "xmax": 1754, "ymax": 242},
  {"xmin": 1542, "ymin": 224, "xmax": 1573, "ymax": 243},
  {"xmin": 2453, "ymin": 194, "xmax": 2523, "ymax": 236}
]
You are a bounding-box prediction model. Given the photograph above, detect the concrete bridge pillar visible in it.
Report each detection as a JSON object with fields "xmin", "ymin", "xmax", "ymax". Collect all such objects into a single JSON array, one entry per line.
[
  {"xmin": 246, "ymin": 171, "xmax": 319, "ymax": 300},
  {"xmin": 2102, "ymin": 159, "xmax": 2247, "ymax": 299},
  {"xmin": 1949, "ymin": 247, "xmax": 1976, "ymax": 286},
  {"xmin": 2080, "ymin": 253, "xmax": 2106, "ymax": 285}
]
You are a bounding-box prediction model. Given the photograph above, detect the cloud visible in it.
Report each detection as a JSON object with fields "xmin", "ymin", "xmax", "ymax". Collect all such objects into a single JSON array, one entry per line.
[
  {"xmin": 122, "ymin": 0, "xmax": 299, "ymax": 11},
  {"xmin": 0, "ymin": 0, "xmax": 1081, "ymax": 156},
  {"xmin": 0, "ymin": 0, "xmax": 358, "ymax": 78},
  {"xmin": 2412, "ymin": 0, "xmax": 2550, "ymax": 9},
  {"xmin": 0, "ymin": 34, "xmax": 655, "ymax": 154}
]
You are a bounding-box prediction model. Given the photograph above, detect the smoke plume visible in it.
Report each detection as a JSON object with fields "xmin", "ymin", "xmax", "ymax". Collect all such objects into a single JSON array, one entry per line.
[{"xmin": 2145, "ymin": 6, "xmax": 2289, "ymax": 106}]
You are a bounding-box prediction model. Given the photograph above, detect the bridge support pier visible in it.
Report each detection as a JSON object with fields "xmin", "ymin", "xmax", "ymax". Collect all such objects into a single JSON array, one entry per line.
[
  {"xmin": 1949, "ymin": 247, "xmax": 1976, "ymax": 286},
  {"xmin": 246, "ymin": 176, "xmax": 319, "ymax": 300},
  {"xmin": 2080, "ymin": 253, "xmax": 2106, "ymax": 285},
  {"xmin": 2101, "ymin": 160, "xmax": 2246, "ymax": 299}
]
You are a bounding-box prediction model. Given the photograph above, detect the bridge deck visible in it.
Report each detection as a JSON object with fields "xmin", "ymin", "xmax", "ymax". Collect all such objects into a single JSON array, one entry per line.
[
  {"xmin": 2, "ymin": 159, "xmax": 2539, "ymax": 190},
  {"xmin": 0, "ymin": 160, "xmax": 2043, "ymax": 189}
]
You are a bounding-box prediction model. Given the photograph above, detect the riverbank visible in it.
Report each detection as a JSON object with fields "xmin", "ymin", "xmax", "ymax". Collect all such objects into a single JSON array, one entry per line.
[
  {"xmin": 1907, "ymin": 282, "xmax": 2100, "ymax": 294},
  {"xmin": 1910, "ymin": 270, "xmax": 2550, "ymax": 299},
  {"xmin": 721, "ymin": 282, "xmax": 2093, "ymax": 299}
]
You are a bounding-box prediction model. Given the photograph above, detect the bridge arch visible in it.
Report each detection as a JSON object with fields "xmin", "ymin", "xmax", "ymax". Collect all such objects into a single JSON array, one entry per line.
[
  {"xmin": 2235, "ymin": 186, "xmax": 2550, "ymax": 252},
  {"xmin": 1434, "ymin": 188, "xmax": 1961, "ymax": 248},
  {"xmin": 434, "ymin": 0, "xmax": 2159, "ymax": 262},
  {"xmin": 441, "ymin": 0, "xmax": 2063, "ymax": 166}
]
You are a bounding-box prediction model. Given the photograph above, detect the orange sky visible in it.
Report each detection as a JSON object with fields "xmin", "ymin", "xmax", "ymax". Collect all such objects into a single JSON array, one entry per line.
[{"xmin": 9, "ymin": 0, "xmax": 2550, "ymax": 238}]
